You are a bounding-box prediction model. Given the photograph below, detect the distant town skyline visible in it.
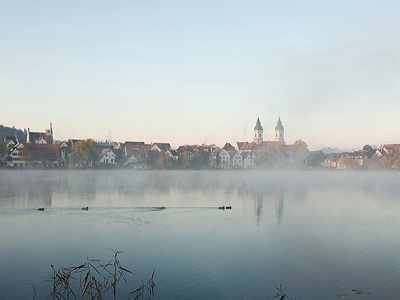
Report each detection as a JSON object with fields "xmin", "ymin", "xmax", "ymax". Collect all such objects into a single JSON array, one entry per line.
[{"xmin": 1, "ymin": 1, "xmax": 400, "ymax": 150}]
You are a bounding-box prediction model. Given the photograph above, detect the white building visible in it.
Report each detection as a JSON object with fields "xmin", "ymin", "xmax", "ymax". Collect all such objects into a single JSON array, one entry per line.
[
  {"xmin": 217, "ymin": 149, "xmax": 231, "ymax": 169},
  {"xmin": 6, "ymin": 143, "xmax": 25, "ymax": 167},
  {"xmin": 99, "ymin": 148, "xmax": 117, "ymax": 165},
  {"xmin": 232, "ymin": 151, "xmax": 243, "ymax": 168},
  {"xmin": 242, "ymin": 151, "xmax": 255, "ymax": 169}
]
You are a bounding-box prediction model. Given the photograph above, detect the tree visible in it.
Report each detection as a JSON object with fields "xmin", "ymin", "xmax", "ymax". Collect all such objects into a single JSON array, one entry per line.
[
  {"xmin": 368, "ymin": 156, "xmax": 381, "ymax": 170},
  {"xmin": 0, "ymin": 141, "xmax": 7, "ymax": 160},
  {"xmin": 69, "ymin": 139, "xmax": 97, "ymax": 168},
  {"xmin": 19, "ymin": 144, "xmax": 56, "ymax": 167},
  {"xmin": 83, "ymin": 139, "xmax": 97, "ymax": 166},
  {"xmin": 190, "ymin": 150, "xmax": 210, "ymax": 169},
  {"xmin": 0, "ymin": 124, "xmax": 27, "ymax": 143},
  {"xmin": 255, "ymin": 146, "xmax": 281, "ymax": 168},
  {"xmin": 384, "ymin": 152, "xmax": 400, "ymax": 169},
  {"xmin": 215, "ymin": 152, "xmax": 220, "ymax": 168},
  {"xmin": 290, "ymin": 140, "xmax": 309, "ymax": 167},
  {"xmin": 344, "ymin": 157, "xmax": 359, "ymax": 169},
  {"xmin": 20, "ymin": 146, "xmax": 32, "ymax": 165},
  {"xmin": 114, "ymin": 149, "xmax": 125, "ymax": 166},
  {"xmin": 181, "ymin": 150, "xmax": 190, "ymax": 168},
  {"xmin": 362, "ymin": 144, "xmax": 374, "ymax": 153},
  {"xmin": 307, "ymin": 150, "xmax": 326, "ymax": 168},
  {"xmin": 157, "ymin": 152, "xmax": 165, "ymax": 169}
]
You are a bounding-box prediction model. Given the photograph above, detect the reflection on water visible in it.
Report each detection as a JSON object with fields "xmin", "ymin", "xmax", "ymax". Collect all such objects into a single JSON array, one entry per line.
[
  {"xmin": 0, "ymin": 170, "xmax": 400, "ymax": 300},
  {"xmin": 275, "ymin": 191, "xmax": 284, "ymax": 226},
  {"xmin": 254, "ymin": 194, "xmax": 263, "ymax": 225}
]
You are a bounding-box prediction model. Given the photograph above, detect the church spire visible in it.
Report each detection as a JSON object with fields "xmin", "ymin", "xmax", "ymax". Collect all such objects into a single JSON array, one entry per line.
[
  {"xmin": 275, "ymin": 117, "xmax": 284, "ymax": 142},
  {"xmin": 254, "ymin": 117, "xmax": 263, "ymax": 144}
]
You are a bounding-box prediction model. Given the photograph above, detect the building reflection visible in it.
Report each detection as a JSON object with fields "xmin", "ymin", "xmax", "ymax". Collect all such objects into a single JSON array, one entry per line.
[
  {"xmin": 253, "ymin": 189, "xmax": 286, "ymax": 226},
  {"xmin": 254, "ymin": 194, "xmax": 263, "ymax": 225},
  {"xmin": 275, "ymin": 190, "xmax": 284, "ymax": 226},
  {"xmin": 24, "ymin": 184, "xmax": 53, "ymax": 207}
]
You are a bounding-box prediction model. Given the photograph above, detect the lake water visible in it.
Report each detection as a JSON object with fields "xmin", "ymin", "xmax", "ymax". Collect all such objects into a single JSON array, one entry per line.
[{"xmin": 0, "ymin": 170, "xmax": 399, "ymax": 299}]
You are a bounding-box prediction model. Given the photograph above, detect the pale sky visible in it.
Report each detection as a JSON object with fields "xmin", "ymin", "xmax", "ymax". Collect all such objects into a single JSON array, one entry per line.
[{"xmin": 1, "ymin": 0, "xmax": 399, "ymax": 150}]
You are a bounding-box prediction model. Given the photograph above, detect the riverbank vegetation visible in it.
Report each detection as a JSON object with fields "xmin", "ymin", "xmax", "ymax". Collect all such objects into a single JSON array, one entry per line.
[{"xmin": 37, "ymin": 250, "xmax": 155, "ymax": 300}]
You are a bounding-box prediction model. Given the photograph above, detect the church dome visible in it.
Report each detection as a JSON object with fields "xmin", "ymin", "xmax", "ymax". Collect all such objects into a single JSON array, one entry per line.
[
  {"xmin": 254, "ymin": 117, "xmax": 263, "ymax": 131},
  {"xmin": 275, "ymin": 117, "xmax": 284, "ymax": 130}
]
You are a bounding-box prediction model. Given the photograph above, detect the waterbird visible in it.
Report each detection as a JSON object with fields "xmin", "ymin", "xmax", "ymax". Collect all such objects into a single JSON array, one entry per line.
[
  {"xmin": 225, "ymin": 206, "xmax": 232, "ymax": 209},
  {"xmin": 218, "ymin": 206, "xmax": 225, "ymax": 210},
  {"xmin": 82, "ymin": 207, "xmax": 89, "ymax": 211},
  {"xmin": 38, "ymin": 208, "xmax": 44, "ymax": 211}
]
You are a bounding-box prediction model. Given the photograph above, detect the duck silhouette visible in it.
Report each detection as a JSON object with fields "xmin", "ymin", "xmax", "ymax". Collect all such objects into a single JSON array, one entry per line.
[
  {"xmin": 38, "ymin": 208, "xmax": 44, "ymax": 211},
  {"xmin": 81, "ymin": 207, "xmax": 89, "ymax": 211}
]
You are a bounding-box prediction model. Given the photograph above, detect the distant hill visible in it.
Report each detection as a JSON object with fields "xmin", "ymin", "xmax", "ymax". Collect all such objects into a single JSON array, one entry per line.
[
  {"xmin": 321, "ymin": 147, "xmax": 343, "ymax": 154},
  {"xmin": 0, "ymin": 124, "xmax": 27, "ymax": 143},
  {"xmin": 321, "ymin": 147, "xmax": 358, "ymax": 154}
]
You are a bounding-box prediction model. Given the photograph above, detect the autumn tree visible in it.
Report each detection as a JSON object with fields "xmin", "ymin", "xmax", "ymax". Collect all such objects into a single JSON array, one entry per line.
[
  {"xmin": 20, "ymin": 146, "xmax": 33, "ymax": 165},
  {"xmin": 181, "ymin": 150, "xmax": 190, "ymax": 168},
  {"xmin": 344, "ymin": 158, "xmax": 359, "ymax": 169},
  {"xmin": 69, "ymin": 139, "xmax": 97, "ymax": 168},
  {"xmin": 368, "ymin": 156, "xmax": 381, "ymax": 170},
  {"xmin": 384, "ymin": 152, "xmax": 400, "ymax": 169},
  {"xmin": 157, "ymin": 152, "xmax": 165, "ymax": 169}
]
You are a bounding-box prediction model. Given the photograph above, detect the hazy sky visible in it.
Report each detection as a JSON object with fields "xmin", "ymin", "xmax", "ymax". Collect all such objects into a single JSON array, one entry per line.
[{"xmin": 1, "ymin": 0, "xmax": 399, "ymax": 150}]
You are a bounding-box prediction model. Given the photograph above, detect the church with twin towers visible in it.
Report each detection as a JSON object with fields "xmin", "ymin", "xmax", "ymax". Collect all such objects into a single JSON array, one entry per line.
[
  {"xmin": 253, "ymin": 116, "xmax": 285, "ymax": 145},
  {"xmin": 237, "ymin": 116, "xmax": 285, "ymax": 151}
]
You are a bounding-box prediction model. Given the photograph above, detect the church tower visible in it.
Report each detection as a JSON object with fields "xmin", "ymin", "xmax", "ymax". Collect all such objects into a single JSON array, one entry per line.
[
  {"xmin": 254, "ymin": 117, "xmax": 263, "ymax": 144},
  {"xmin": 275, "ymin": 117, "xmax": 284, "ymax": 142}
]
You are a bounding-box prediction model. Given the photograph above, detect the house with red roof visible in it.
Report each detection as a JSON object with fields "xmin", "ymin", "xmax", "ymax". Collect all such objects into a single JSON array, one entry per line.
[
  {"xmin": 124, "ymin": 141, "xmax": 146, "ymax": 165},
  {"xmin": 26, "ymin": 123, "xmax": 54, "ymax": 144},
  {"xmin": 383, "ymin": 144, "xmax": 400, "ymax": 155},
  {"xmin": 7, "ymin": 143, "xmax": 61, "ymax": 167}
]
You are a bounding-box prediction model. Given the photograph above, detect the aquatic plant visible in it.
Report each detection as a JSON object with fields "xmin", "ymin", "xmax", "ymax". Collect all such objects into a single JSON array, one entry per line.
[
  {"xmin": 272, "ymin": 284, "xmax": 372, "ymax": 299},
  {"xmin": 43, "ymin": 249, "xmax": 155, "ymax": 300},
  {"xmin": 272, "ymin": 284, "xmax": 293, "ymax": 300}
]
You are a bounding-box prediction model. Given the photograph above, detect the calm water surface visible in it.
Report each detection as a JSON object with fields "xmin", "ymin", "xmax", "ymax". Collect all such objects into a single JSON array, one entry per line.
[{"xmin": 0, "ymin": 170, "xmax": 399, "ymax": 299}]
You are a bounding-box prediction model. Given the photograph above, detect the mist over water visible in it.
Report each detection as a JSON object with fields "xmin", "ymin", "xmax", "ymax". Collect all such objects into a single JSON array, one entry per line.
[{"xmin": 0, "ymin": 170, "xmax": 399, "ymax": 299}]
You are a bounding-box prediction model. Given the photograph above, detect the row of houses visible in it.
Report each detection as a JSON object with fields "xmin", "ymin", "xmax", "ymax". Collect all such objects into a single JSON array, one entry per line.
[
  {"xmin": 323, "ymin": 144, "xmax": 400, "ymax": 169},
  {"xmin": 2, "ymin": 130, "xmax": 257, "ymax": 169},
  {"xmin": 5, "ymin": 121, "xmax": 398, "ymax": 170},
  {"xmin": 2, "ymin": 118, "xmax": 289, "ymax": 169}
]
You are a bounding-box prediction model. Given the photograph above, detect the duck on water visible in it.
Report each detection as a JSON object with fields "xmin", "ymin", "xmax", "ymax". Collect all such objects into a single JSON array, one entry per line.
[{"xmin": 218, "ymin": 206, "xmax": 232, "ymax": 210}]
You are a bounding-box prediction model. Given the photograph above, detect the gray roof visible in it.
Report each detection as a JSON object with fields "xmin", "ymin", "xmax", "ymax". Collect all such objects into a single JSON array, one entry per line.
[
  {"xmin": 275, "ymin": 117, "xmax": 284, "ymax": 130},
  {"xmin": 254, "ymin": 117, "xmax": 263, "ymax": 131}
]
